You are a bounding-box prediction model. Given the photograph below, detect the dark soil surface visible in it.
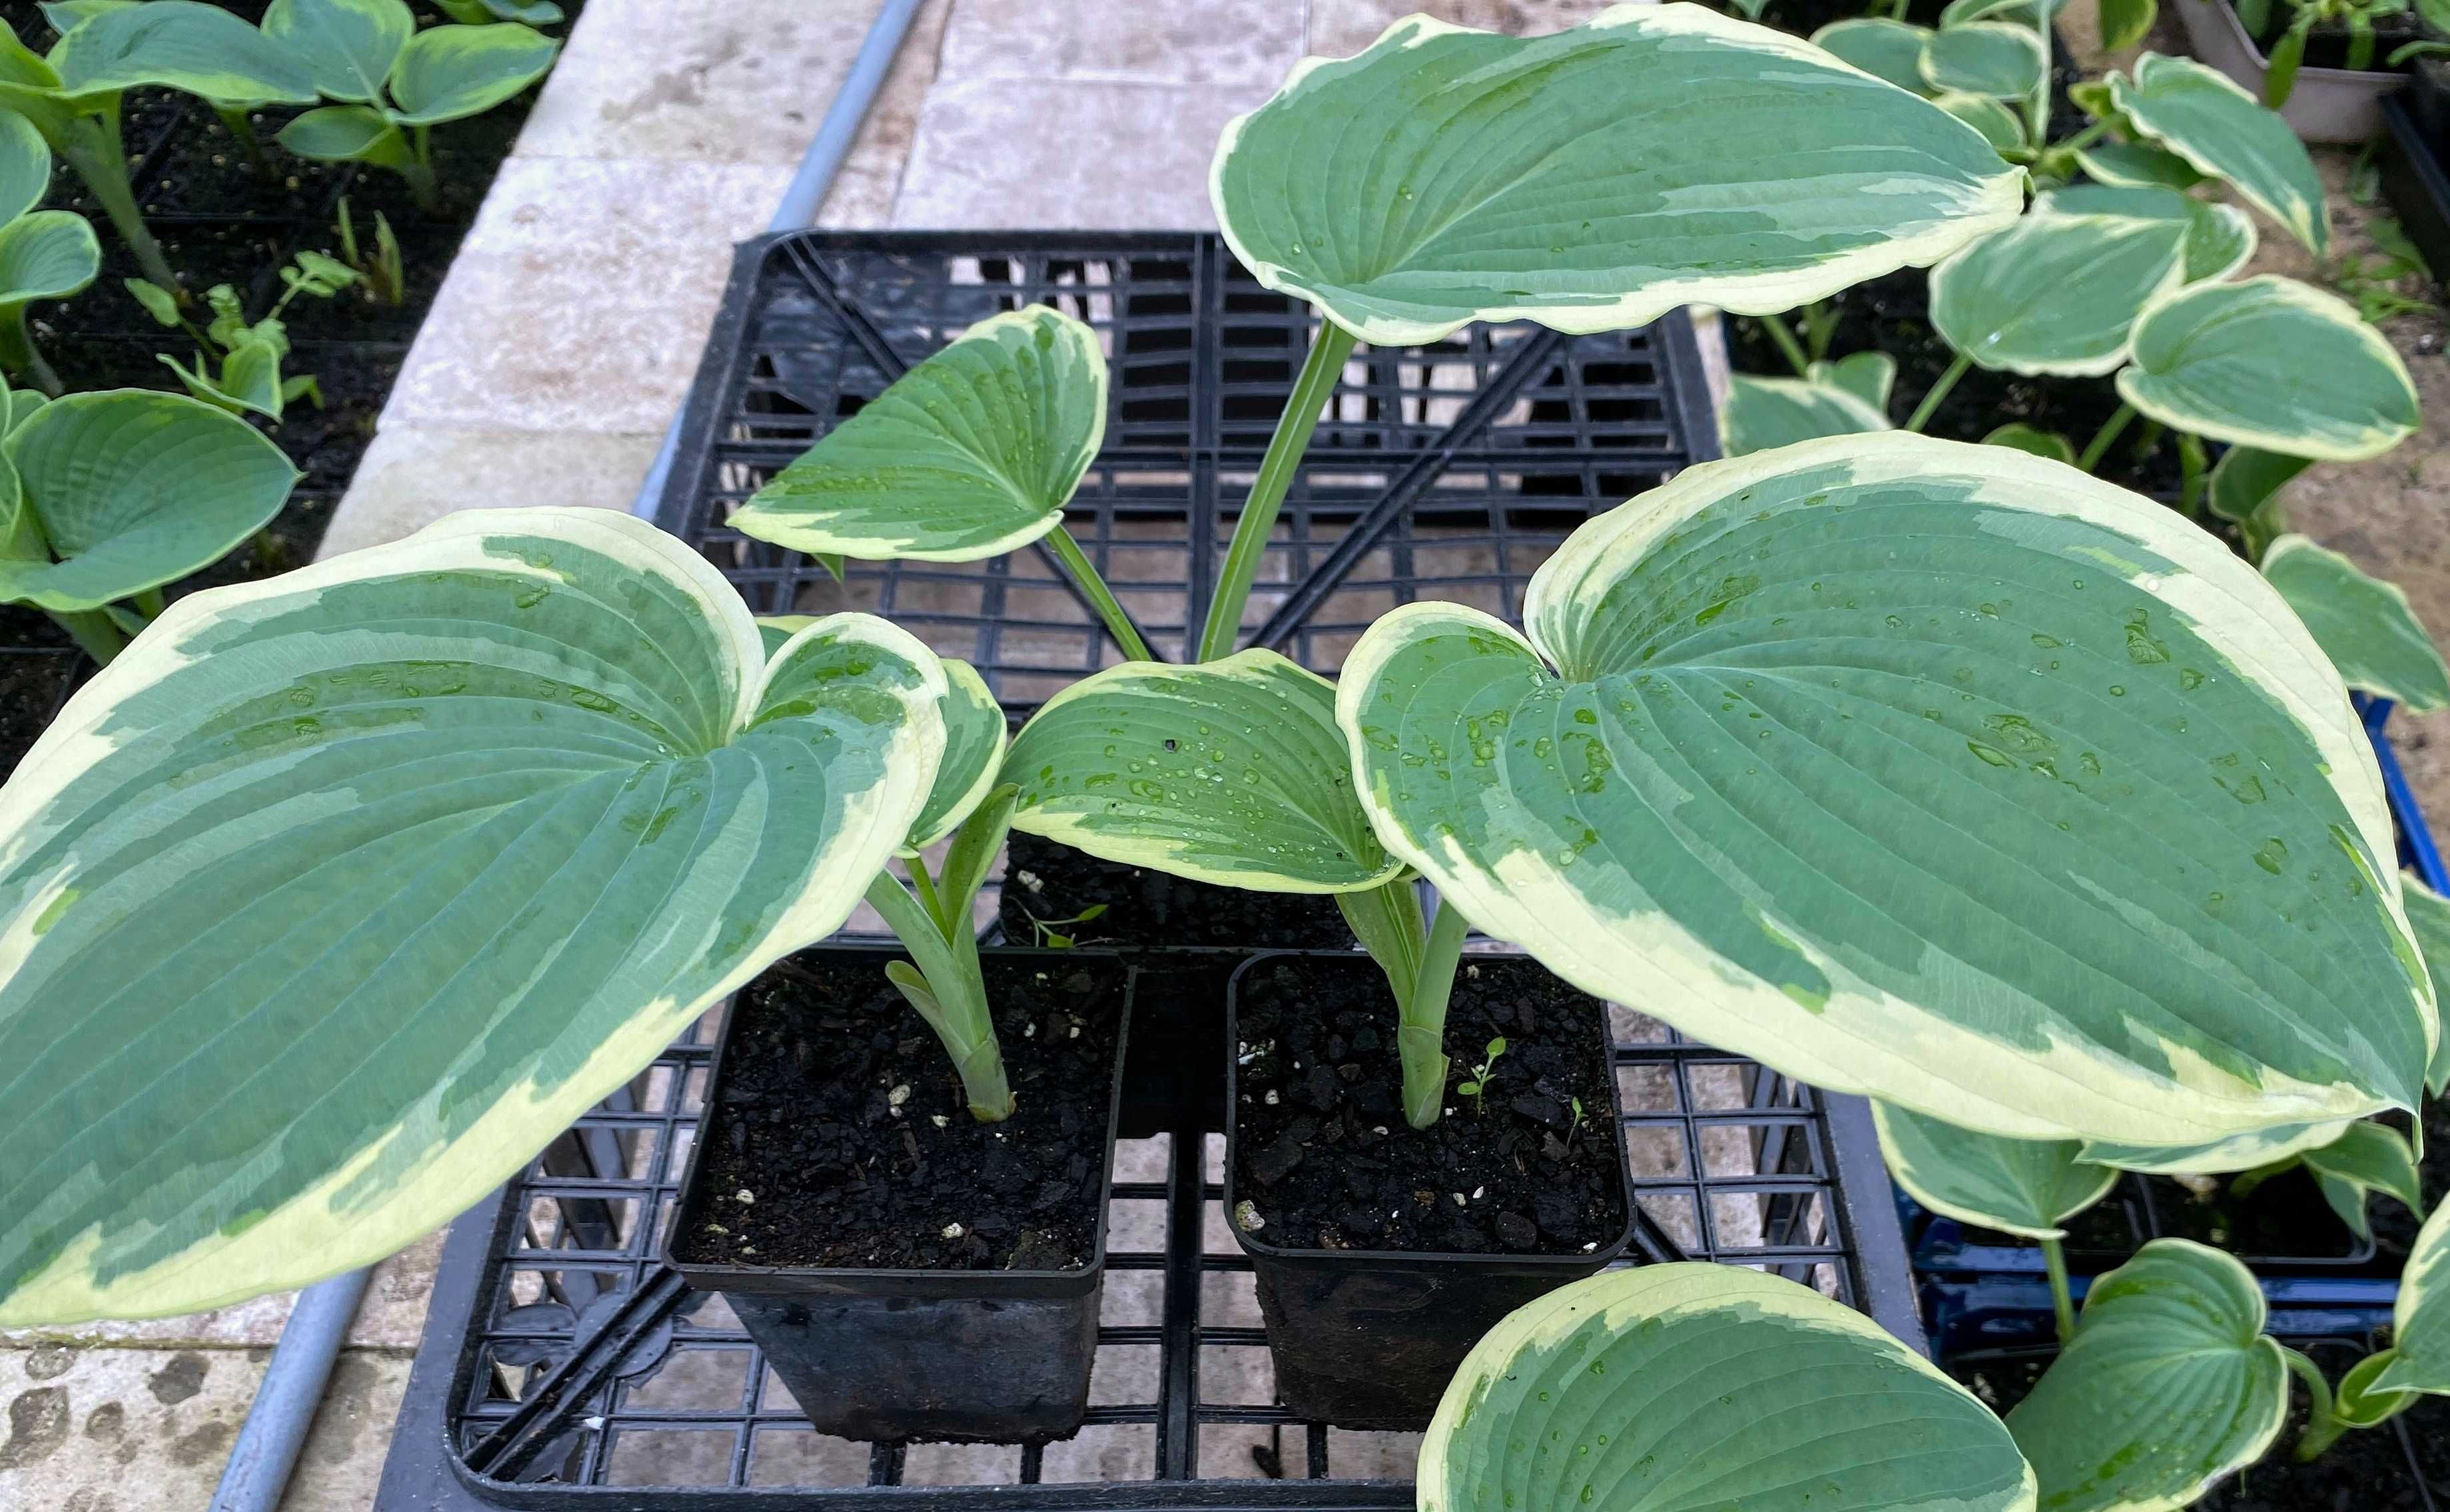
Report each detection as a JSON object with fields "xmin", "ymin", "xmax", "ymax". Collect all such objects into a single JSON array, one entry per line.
[
  {"xmin": 677, "ymin": 951, "xmax": 1129, "ymax": 1274},
  {"xmin": 1727, "ymin": 272, "xmax": 2190, "ymax": 499},
  {"xmin": 1956, "ymin": 1340, "xmax": 2450, "ymax": 1508},
  {"xmin": 1228, "ymin": 953, "xmax": 1628, "ymax": 1256},
  {"xmin": 2373, "ymin": 1097, "xmax": 2450, "ymax": 1261},
  {"xmin": 0, "ymin": 648, "xmax": 79, "ymax": 778},
  {"xmin": 999, "ymin": 830, "xmax": 1356, "ymax": 950},
  {"xmin": 1959, "ymin": 1180, "xmax": 2149, "ymax": 1262},
  {"xmin": 2148, "ymin": 1165, "xmax": 2371, "ymax": 1264}
]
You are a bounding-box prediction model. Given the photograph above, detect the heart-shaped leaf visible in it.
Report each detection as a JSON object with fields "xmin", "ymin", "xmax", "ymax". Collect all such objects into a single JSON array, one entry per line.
[
  {"xmin": 1211, "ymin": 6, "xmax": 2021, "ymax": 345},
  {"xmin": 2075, "ymin": 140, "xmax": 2207, "ymax": 191},
  {"xmin": 2118, "ymin": 276, "xmax": 2419, "ymax": 461},
  {"xmin": 2005, "ymin": 1240, "xmax": 2287, "ymax": 1510},
  {"xmin": 2298, "ymin": 1119, "xmax": 2421, "ymax": 1240},
  {"xmin": 263, "ymin": 0, "xmax": 412, "ymax": 104},
  {"xmin": 1983, "ymin": 423, "xmax": 2076, "ymax": 463},
  {"xmin": 1920, "ymin": 21, "xmax": 2046, "ymax": 97},
  {"xmin": 2036, "ymin": 182, "xmax": 2255, "ymax": 286},
  {"xmin": 384, "ymin": 20, "xmax": 558, "ymax": 126},
  {"xmin": 1873, "ymin": 1101, "xmax": 2116, "ymax": 1238},
  {"xmin": 0, "ymin": 110, "xmax": 47, "ymax": 225},
  {"xmin": 275, "ymin": 102, "xmax": 408, "ymax": 166},
  {"xmin": 2401, "ymin": 875, "xmax": 2450, "ymax": 1096},
  {"xmin": 0, "ymin": 391, "xmax": 295, "ymax": 612},
  {"xmin": 1420, "ymin": 1263, "xmax": 2036, "ymax": 1512},
  {"xmin": 51, "ymin": 0, "xmax": 319, "ymax": 104},
  {"xmin": 1007, "ymin": 648, "xmax": 1398, "ymax": 892},
  {"xmin": 1811, "ymin": 17, "xmax": 1936, "ymax": 91},
  {"xmin": 2111, "ymin": 53, "xmax": 2327, "ymax": 255},
  {"xmin": 1813, "ymin": 351, "xmax": 1895, "ymax": 411},
  {"xmin": 2081, "ymin": 1118, "xmax": 2355, "ymax": 1174},
  {"xmin": 0, "ymin": 510, "xmax": 944, "ymax": 1324},
  {"xmin": 0, "ymin": 210, "xmax": 100, "ymax": 308},
  {"xmin": 1719, "ymin": 371, "xmax": 1891, "ymax": 457},
  {"xmin": 730, "ymin": 306, "xmax": 1107, "ymax": 562},
  {"xmin": 2376, "ymin": 1195, "xmax": 2450, "ymax": 1394},
  {"xmin": 1339, "ymin": 432, "xmax": 2432, "ymax": 1145},
  {"xmin": 1929, "ymin": 188, "xmax": 2190, "ymax": 376},
  {"xmin": 2260, "ymin": 535, "xmax": 2450, "ymax": 712},
  {"xmin": 1935, "ymin": 89, "xmax": 2026, "ymax": 150}
]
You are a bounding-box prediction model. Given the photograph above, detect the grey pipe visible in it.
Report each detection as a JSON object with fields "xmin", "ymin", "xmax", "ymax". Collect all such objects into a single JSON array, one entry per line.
[
  {"xmin": 207, "ymin": 5, "xmax": 930, "ymax": 1508},
  {"xmin": 629, "ymin": 0, "xmax": 930, "ymax": 520}
]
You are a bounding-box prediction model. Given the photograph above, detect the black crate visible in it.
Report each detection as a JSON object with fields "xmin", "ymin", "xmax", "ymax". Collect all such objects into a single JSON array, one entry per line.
[{"xmin": 374, "ymin": 232, "xmax": 1923, "ymax": 1509}]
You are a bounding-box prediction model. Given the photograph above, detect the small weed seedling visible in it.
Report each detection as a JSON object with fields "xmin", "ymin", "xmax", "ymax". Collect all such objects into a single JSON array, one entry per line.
[
  {"xmin": 334, "ymin": 196, "xmax": 406, "ymax": 308},
  {"xmin": 1454, "ymin": 1038, "xmax": 1507, "ymax": 1116},
  {"xmin": 130, "ymin": 251, "xmax": 360, "ymax": 423},
  {"xmin": 1024, "ymin": 903, "xmax": 1107, "ymax": 949}
]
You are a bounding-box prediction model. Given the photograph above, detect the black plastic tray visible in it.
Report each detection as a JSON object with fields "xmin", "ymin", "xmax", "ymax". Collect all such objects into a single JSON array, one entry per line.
[{"xmin": 371, "ymin": 230, "xmax": 1921, "ymax": 1508}]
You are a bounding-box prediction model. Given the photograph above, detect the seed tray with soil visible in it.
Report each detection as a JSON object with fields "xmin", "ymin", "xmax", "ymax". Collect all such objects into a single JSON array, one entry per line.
[
  {"xmin": 2238, "ymin": 5, "xmax": 2431, "ymax": 73},
  {"xmin": 1227, "ymin": 951, "xmax": 1626, "ymax": 1256},
  {"xmin": 998, "ymin": 829, "xmax": 1355, "ymax": 950},
  {"xmin": 1954, "ymin": 1337, "xmax": 2450, "ymax": 1508},
  {"xmin": 674, "ymin": 950, "xmax": 1130, "ymax": 1274}
]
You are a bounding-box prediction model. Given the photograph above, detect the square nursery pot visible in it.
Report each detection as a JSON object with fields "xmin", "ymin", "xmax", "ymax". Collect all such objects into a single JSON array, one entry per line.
[
  {"xmin": 2175, "ymin": 0, "xmax": 2409, "ymax": 142},
  {"xmin": 1223, "ymin": 949, "xmax": 1636, "ymax": 1429},
  {"xmin": 665, "ymin": 945, "xmax": 1134, "ymax": 1444}
]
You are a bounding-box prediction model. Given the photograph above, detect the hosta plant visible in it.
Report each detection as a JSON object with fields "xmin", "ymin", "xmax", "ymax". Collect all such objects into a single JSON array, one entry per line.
[
  {"xmin": 270, "ymin": 0, "xmax": 560, "ymax": 214},
  {"xmin": 0, "ymin": 2, "xmax": 319, "ymax": 295},
  {"xmin": 127, "ymin": 249, "xmax": 360, "ymax": 422},
  {"xmin": 0, "ymin": 109, "xmax": 97, "ymax": 396},
  {"xmin": 0, "ymin": 507, "xmax": 960, "ymax": 1323}
]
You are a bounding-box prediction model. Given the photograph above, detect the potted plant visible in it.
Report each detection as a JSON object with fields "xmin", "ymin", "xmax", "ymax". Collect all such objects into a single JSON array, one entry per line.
[{"xmin": 2172, "ymin": 0, "xmax": 2450, "ymax": 140}]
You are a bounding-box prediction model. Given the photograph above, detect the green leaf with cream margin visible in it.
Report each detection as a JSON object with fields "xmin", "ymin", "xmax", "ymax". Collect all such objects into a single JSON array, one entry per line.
[
  {"xmin": 2034, "ymin": 182, "xmax": 2255, "ymax": 288},
  {"xmin": 1337, "ymin": 432, "xmax": 2434, "ymax": 1146},
  {"xmin": 2119, "ymin": 277, "xmax": 2419, "ymax": 463},
  {"xmin": 1919, "ymin": 21, "xmax": 2046, "ymax": 98},
  {"xmin": 1006, "ymin": 649, "xmax": 1399, "ymax": 893},
  {"xmin": 50, "ymin": 0, "xmax": 320, "ymax": 103},
  {"xmin": 1810, "ymin": 17, "xmax": 1934, "ymax": 93},
  {"xmin": 1419, "ymin": 1264, "xmax": 2036, "ymax": 1512},
  {"xmin": 2375, "ymin": 1196, "xmax": 2450, "ymax": 1396},
  {"xmin": 730, "ymin": 306, "xmax": 1106, "ymax": 563},
  {"xmin": 0, "ymin": 509, "xmax": 945, "ymax": 1324},
  {"xmin": 1873, "ymin": 1102, "xmax": 2115, "ymax": 1238},
  {"xmin": 757, "ymin": 615, "xmax": 1006, "ymax": 854},
  {"xmin": 2111, "ymin": 53, "xmax": 2328, "ymax": 256},
  {"xmin": 2260, "ymin": 535, "xmax": 2450, "ymax": 713},
  {"xmin": 1929, "ymin": 188, "xmax": 2190, "ymax": 378},
  {"xmin": 2006, "ymin": 1240, "xmax": 2287, "ymax": 1511},
  {"xmin": 2081, "ymin": 1117, "xmax": 2353, "ymax": 1174},
  {"xmin": 1209, "ymin": 4, "xmax": 2023, "ymax": 346},
  {"xmin": 0, "ymin": 391, "xmax": 297, "ymax": 613},
  {"xmin": 1719, "ymin": 371, "xmax": 1891, "ymax": 457},
  {"xmin": 2402, "ymin": 874, "xmax": 2450, "ymax": 1096}
]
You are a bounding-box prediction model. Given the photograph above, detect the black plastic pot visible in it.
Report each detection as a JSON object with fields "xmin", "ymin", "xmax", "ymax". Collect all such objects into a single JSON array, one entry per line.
[
  {"xmin": 2381, "ymin": 91, "xmax": 2450, "ymax": 291},
  {"xmin": 1222, "ymin": 950, "xmax": 1636, "ymax": 1428},
  {"xmin": 664, "ymin": 947, "xmax": 1134, "ymax": 1444}
]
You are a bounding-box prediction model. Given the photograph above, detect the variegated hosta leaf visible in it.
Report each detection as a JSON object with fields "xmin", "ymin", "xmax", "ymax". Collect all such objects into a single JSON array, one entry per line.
[
  {"xmin": 1941, "ymin": 0, "xmax": 2069, "ymax": 27},
  {"xmin": 756, "ymin": 617, "xmax": 1005, "ymax": 854},
  {"xmin": 2402, "ymin": 874, "xmax": 2450, "ymax": 1096},
  {"xmin": 729, "ymin": 306, "xmax": 1107, "ymax": 562},
  {"xmin": 262, "ymin": 0, "xmax": 414, "ymax": 105},
  {"xmin": 2260, "ymin": 535, "xmax": 2450, "ymax": 713},
  {"xmin": 2037, "ymin": 183, "xmax": 2254, "ymax": 286},
  {"xmin": 0, "ymin": 509, "xmax": 944, "ymax": 1324},
  {"xmin": 1339, "ymin": 432, "xmax": 2433, "ymax": 1145},
  {"xmin": 1935, "ymin": 89, "xmax": 2025, "ymax": 151},
  {"xmin": 2297, "ymin": 1119, "xmax": 2421, "ymax": 1241},
  {"xmin": 2111, "ymin": 53, "xmax": 2328, "ymax": 255},
  {"xmin": 2377, "ymin": 1196, "xmax": 2450, "ymax": 1395},
  {"xmin": 1983, "ymin": 422, "xmax": 2076, "ymax": 464},
  {"xmin": 0, "ymin": 391, "xmax": 297, "ymax": 613},
  {"xmin": 1810, "ymin": 17, "xmax": 1935, "ymax": 92},
  {"xmin": 2207, "ymin": 445, "xmax": 2311, "ymax": 540},
  {"xmin": 1873, "ymin": 1101, "xmax": 2116, "ymax": 1238},
  {"xmin": 1419, "ymin": 1264, "xmax": 2036, "ymax": 1512},
  {"xmin": 1211, "ymin": 5, "xmax": 2022, "ymax": 346},
  {"xmin": 51, "ymin": 0, "xmax": 320, "ymax": 103},
  {"xmin": 1920, "ymin": 21, "xmax": 2046, "ymax": 98},
  {"xmin": 1929, "ymin": 189, "xmax": 2190, "ymax": 377},
  {"xmin": 2076, "ymin": 140, "xmax": 2206, "ymax": 191},
  {"xmin": 1718, "ymin": 371, "xmax": 1890, "ymax": 457},
  {"xmin": 2081, "ymin": 1119, "xmax": 2353, "ymax": 1174},
  {"xmin": 1811, "ymin": 351, "xmax": 1895, "ymax": 411},
  {"xmin": 2119, "ymin": 277, "xmax": 2420, "ymax": 462},
  {"xmin": 2181, "ymin": 202, "xmax": 2256, "ymax": 282},
  {"xmin": 384, "ymin": 21, "xmax": 560, "ymax": 126},
  {"xmin": 0, "ymin": 210, "xmax": 101, "ymax": 308},
  {"xmin": 1007, "ymin": 648, "xmax": 1398, "ymax": 893},
  {"xmin": 0, "ymin": 109, "xmax": 46, "ymax": 225},
  {"xmin": 2006, "ymin": 1241, "xmax": 2286, "ymax": 1511}
]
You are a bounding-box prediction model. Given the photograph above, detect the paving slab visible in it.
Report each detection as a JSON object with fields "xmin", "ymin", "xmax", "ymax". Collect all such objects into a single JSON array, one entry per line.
[
  {"xmin": 1309, "ymin": 0, "xmax": 1619, "ymax": 57},
  {"xmin": 892, "ymin": 78, "xmax": 1256, "ymax": 230},
  {"xmin": 321, "ymin": 426, "xmax": 662, "ymax": 558},
  {"xmin": 515, "ymin": 0, "xmax": 887, "ymax": 166},
  {"xmin": 818, "ymin": 0, "xmax": 956, "ymax": 228},
  {"xmin": 0, "ymin": 1233, "xmax": 445, "ymax": 1353},
  {"xmin": 940, "ymin": 0, "xmax": 1304, "ymax": 88},
  {"xmin": 378, "ymin": 156, "xmax": 794, "ymax": 436}
]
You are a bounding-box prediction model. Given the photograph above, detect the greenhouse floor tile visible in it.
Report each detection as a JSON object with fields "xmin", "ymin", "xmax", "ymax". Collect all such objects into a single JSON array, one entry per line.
[{"xmin": 319, "ymin": 427, "xmax": 662, "ymax": 559}]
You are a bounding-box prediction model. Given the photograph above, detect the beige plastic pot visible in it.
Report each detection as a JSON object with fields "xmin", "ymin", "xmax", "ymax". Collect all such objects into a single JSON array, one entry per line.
[{"xmin": 2174, "ymin": 0, "xmax": 2409, "ymax": 142}]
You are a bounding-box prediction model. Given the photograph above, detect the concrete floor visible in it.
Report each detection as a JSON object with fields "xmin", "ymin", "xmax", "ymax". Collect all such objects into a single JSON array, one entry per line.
[{"xmin": 8, "ymin": 0, "xmax": 2450, "ymax": 1505}]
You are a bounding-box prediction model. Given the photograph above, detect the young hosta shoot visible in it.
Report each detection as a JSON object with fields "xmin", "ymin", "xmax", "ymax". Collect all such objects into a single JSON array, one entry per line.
[
  {"xmin": 272, "ymin": 0, "xmax": 560, "ymax": 214},
  {"xmin": 0, "ymin": 509, "xmax": 949, "ymax": 1324},
  {"xmin": 5, "ymin": 3, "xmax": 320, "ymax": 294},
  {"xmin": 0, "ymin": 113, "xmax": 96, "ymax": 396},
  {"xmin": 1002, "ymin": 651, "xmax": 1486, "ymax": 1129},
  {"xmin": 757, "ymin": 613, "xmax": 1021, "ymax": 1121},
  {"xmin": 1337, "ymin": 432, "xmax": 2436, "ymax": 1150},
  {"xmin": 131, "ymin": 252, "xmax": 361, "ymax": 422},
  {"xmin": 0, "ymin": 388, "xmax": 297, "ymax": 663},
  {"xmin": 1418, "ymin": 1265, "xmax": 2037, "ymax": 1512},
  {"xmin": 1198, "ymin": 2, "xmax": 2022, "ymax": 660},
  {"xmin": 728, "ymin": 306, "xmax": 1154, "ymax": 662},
  {"xmin": 2005, "ymin": 1241, "xmax": 2292, "ymax": 1508}
]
